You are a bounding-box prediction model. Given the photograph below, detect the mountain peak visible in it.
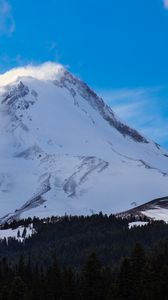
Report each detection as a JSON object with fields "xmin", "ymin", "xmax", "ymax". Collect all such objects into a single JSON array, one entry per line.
[
  {"xmin": 0, "ymin": 62, "xmax": 168, "ymax": 222},
  {"xmin": 0, "ymin": 63, "xmax": 148, "ymax": 144}
]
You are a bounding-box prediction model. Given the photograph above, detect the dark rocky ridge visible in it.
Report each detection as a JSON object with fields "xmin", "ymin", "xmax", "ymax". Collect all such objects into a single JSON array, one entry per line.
[
  {"xmin": 60, "ymin": 70, "xmax": 149, "ymax": 143},
  {"xmin": 116, "ymin": 196, "xmax": 168, "ymax": 220}
]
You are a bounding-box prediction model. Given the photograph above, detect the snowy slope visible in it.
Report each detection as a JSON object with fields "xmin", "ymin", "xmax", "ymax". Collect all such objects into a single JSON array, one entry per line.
[
  {"xmin": 0, "ymin": 62, "xmax": 168, "ymax": 222},
  {"xmin": 128, "ymin": 221, "xmax": 148, "ymax": 229},
  {"xmin": 0, "ymin": 224, "xmax": 35, "ymax": 242}
]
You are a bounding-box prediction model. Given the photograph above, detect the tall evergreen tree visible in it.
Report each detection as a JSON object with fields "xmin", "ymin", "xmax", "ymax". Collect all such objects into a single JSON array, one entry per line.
[
  {"xmin": 9, "ymin": 276, "xmax": 27, "ymax": 300},
  {"xmin": 62, "ymin": 267, "xmax": 76, "ymax": 300},
  {"xmin": 45, "ymin": 258, "xmax": 62, "ymax": 300},
  {"xmin": 118, "ymin": 257, "xmax": 132, "ymax": 300},
  {"xmin": 80, "ymin": 253, "xmax": 104, "ymax": 300}
]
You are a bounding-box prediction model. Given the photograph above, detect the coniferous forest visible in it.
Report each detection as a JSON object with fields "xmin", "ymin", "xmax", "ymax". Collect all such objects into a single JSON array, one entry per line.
[
  {"xmin": 0, "ymin": 241, "xmax": 168, "ymax": 299},
  {"xmin": 0, "ymin": 214, "xmax": 168, "ymax": 299}
]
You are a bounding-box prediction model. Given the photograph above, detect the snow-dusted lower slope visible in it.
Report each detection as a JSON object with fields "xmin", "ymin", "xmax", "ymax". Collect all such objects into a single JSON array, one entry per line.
[
  {"xmin": 128, "ymin": 221, "xmax": 148, "ymax": 229},
  {"xmin": 0, "ymin": 224, "xmax": 35, "ymax": 242},
  {"xmin": 0, "ymin": 62, "xmax": 168, "ymax": 222}
]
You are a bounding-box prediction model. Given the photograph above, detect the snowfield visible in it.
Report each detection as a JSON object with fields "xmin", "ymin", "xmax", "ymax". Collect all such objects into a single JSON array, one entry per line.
[
  {"xmin": 0, "ymin": 224, "xmax": 35, "ymax": 242},
  {"xmin": 128, "ymin": 222, "xmax": 148, "ymax": 229},
  {"xmin": 0, "ymin": 62, "xmax": 168, "ymax": 222},
  {"xmin": 143, "ymin": 208, "xmax": 168, "ymax": 222}
]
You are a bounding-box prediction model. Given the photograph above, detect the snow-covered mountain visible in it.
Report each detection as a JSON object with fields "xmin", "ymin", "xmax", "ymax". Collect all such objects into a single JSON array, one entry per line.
[{"xmin": 0, "ymin": 62, "xmax": 168, "ymax": 223}]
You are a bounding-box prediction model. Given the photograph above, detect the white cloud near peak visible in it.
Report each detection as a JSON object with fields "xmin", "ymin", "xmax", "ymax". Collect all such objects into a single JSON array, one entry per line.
[
  {"xmin": 0, "ymin": 62, "xmax": 64, "ymax": 87},
  {"xmin": 0, "ymin": 0, "xmax": 15, "ymax": 35}
]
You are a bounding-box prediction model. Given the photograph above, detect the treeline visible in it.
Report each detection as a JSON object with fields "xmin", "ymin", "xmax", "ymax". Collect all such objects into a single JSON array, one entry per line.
[
  {"xmin": 0, "ymin": 214, "xmax": 168, "ymax": 269},
  {"xmin": 1, "ymin": 241, "xmax": 168, "ymax": 299}
]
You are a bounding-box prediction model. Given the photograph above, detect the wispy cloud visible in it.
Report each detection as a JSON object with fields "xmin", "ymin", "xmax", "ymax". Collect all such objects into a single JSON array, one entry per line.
[
  {"xmin": 163, "ymin": 0, "xmax": 168, "ymax": 9},
  {"xmin": 0, "ymin": 0, "xmax": 15, "ymax": 36},
  {"xmin": 99, "ymin": 87, "xmax": 168, "ymax": 148},
  {"xmin": 45, "ymin": 41, "xmax": 61, "ymax": 62}
]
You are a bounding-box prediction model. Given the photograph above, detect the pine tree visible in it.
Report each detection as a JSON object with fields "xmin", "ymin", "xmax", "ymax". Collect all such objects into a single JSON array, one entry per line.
[
  {"xmin": 17, "ymin": 255, "xmax": 25, "ymax": 279},
  {"xmin": 17, "ymin": 230, "xmax": 20, "ymax": 239},
  {"xmin": 118, "ymin": 257, "xmax": 132, "ymax": 300},
  {"xmin": 142, "ymin": 260, "xmax": 157, "ymax": 300},
  {"xmin": 22, "ymin": 227, "xmax": 27, "ymax": 239},
  {"xmin": 9, "ymin": 276, "xmax": 27, "ymax": 300},
  {"xmin": 106, "ymin": 282, "xmax": 119, "ymax": 300},
  {"xmin": 62, "ymin": 267, "xmax": 77, "ymax": 300},
  {"xmin": 130, "ymin": 243, "xmax": 146, "ymax": 300},
  {"xmin": 80, "ymin": 253, "xmax": 104, "ymax": 300},
  {"xmin": 45, "ymin": 258, "xmax": 62, "ymax": 300}
]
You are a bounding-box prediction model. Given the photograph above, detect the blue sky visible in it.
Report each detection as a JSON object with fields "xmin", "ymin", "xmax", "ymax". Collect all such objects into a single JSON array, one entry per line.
[{"xmin": 0, "ymin": 0, "xmax": 168, "ymax": 147}]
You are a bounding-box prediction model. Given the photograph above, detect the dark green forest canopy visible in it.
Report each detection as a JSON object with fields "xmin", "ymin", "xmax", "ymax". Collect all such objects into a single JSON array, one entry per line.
[
  {"xmin": 0, "ymin": 241, "xmax": 168, "ymax": 300},
  {"xmin": 0, "ymin": 213, "xmax": 168, "ymax": 269}
]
